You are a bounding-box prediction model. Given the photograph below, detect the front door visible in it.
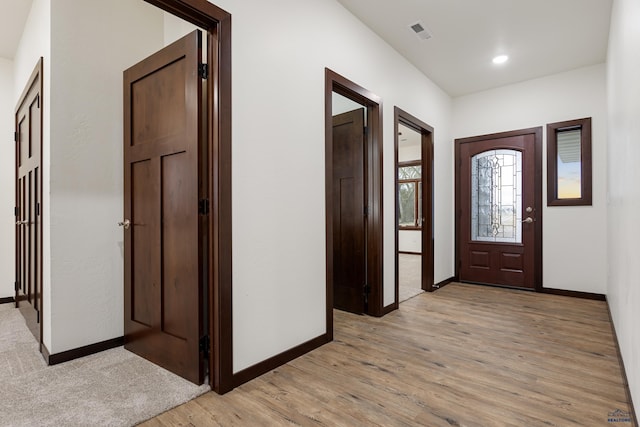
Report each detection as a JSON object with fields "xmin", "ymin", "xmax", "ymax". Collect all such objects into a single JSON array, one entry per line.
[
  {"xmin": 332, "ymin": 109, "xmax": 366, "ymax": 313},
  {"xmin": 15, "ymin": 59, "xmax": 43, "ymax": 342},
  {"xmin": 123, "ymin": 30, "xmax": 206, "ymax": 384},
  {"xmin": 456, "ymin": 128, "xmax": 542, "ymax": 289}
]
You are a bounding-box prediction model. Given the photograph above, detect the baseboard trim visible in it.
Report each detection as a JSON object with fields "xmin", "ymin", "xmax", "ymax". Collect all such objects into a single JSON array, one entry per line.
[
  {"xmin": 606, "ymin": 300, "xmax": 638, "ymax": 427},
  {"xmin": 44, "ymin": 336, "xmax": 125, "ymax": 366},
  {"xmin": 232, "ymin": 333, "xmax": 329, "ymax": 388},
  {"xmin": 0, "ymin": 296, "xmax": 15, "ymax": 304},
  {"xmin": 541, "ymin": 288, "xmax": 606, "ymax": 301},
  {"xmin": 399, "ymin": 251, "xmax": 421, "ymax": 255},
  {"xmin": 433, "ymin": 276, "xmax": 455, "ymax": 290}
]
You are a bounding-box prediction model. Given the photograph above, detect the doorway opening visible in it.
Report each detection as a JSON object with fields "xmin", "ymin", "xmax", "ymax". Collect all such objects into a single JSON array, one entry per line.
[
  {"xmin": 325, "ymin": 68, "xmax": 383, "ymax": 338},
  {"xmin": 138, "ymin": 0, "xmax": 232, "ymax": 393},
  {"xmin": 394, "ymin": 107, "xmax": 434, "ymax": 306},
  {"xmin": 455, "ymin": 127, "xmax": 542, "ymax": 291}
]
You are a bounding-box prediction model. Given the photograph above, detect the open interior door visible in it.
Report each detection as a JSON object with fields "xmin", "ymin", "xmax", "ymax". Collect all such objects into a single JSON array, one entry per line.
[{"xmin": 122, "ymin": 30, "xmax": 206, "ymax": 384}]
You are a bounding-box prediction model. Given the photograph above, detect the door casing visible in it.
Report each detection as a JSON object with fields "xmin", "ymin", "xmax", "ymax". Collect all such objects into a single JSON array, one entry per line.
[
  {"xmin": 325, "ymin": 68, "xmax": 384, "ymax": 337},
  {"xmin": 394, "ymin": 107, "xmax": 434, "ymax": 308},
  {"xmin": 454, "ymin": 127, "xmax": 543, "ymax": 291}
]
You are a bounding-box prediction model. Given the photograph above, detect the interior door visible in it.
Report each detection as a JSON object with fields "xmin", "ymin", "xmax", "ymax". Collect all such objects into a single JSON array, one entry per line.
[
  {"xmin": 332, "ymin": 109, "xmax": 367, "ymax": 313},
  {"xmin": 457, "ymin": 131, "xmax": 540, "ymax": 289},
  {"xmin": 15, "ymin": 59, "xmax": 43, "ymax": 342},
  {"xmin": 123, "ymin": 30, "xmax": 205, "ymax": 384}
]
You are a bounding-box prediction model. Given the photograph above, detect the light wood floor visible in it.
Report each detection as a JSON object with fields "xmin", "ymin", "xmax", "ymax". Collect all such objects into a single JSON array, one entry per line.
[{"xmin": 142, "ymin": 283, "xmax": 633, "ymax": 426}]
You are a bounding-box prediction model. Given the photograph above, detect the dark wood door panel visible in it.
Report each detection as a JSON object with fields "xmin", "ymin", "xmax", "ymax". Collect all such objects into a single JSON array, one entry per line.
[
  {"xmin": 457, "ymin": 129, "xmax": 541, "ymax": 290},
  {"xmin": 332, "ymin": 109, "xmax": 366, "ymax": 314},
  {"xmin": 15, "ymin": 59, "xmax": 43, "ymax": 343},
  {"xmin": 161, "ymin": 150, "xmax": 197, "ymax": 340},
  {"xmin": 131, "ymin": 159, "xmax": 158, "ymax": 328},
  {"xmin": 124, "ymin": 30, "xmax": 204, "ymax": 384}
]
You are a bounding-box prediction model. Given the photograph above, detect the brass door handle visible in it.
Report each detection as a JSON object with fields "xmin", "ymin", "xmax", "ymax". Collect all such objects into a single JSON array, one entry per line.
[{"xmin": 118, "ymin": 219, "xmax": 131, "ymax": 230}]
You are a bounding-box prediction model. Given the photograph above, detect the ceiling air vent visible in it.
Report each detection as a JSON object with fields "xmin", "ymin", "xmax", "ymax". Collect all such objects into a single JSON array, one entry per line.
[{"xmin": 409, "ymin": 20, "xmax": 432, "ymax": 41}]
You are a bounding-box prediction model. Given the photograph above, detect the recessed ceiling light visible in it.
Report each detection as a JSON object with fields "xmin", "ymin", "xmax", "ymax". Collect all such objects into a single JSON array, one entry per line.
[{"xmin": 492, "ymin": 55, "xmax": 509, "ymax": 64}]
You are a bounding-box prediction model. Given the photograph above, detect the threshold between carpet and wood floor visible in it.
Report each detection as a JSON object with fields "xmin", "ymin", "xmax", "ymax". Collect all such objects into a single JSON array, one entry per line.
[
  {"xmin": 0, "ymin": 303, "xmax": 209, "ymax": 427},
  {"xmin": 2, "ymin": 283, "xmax": 635, "ymax": 426}
]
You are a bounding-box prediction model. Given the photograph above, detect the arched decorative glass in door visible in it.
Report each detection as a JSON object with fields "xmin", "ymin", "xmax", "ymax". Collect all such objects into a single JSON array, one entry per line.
[{"xmin": 470, "ymin": 149, "xmax": 522, "ymax": 243}]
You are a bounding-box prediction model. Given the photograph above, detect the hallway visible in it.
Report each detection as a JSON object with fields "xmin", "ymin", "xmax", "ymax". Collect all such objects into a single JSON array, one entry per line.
[{"xmin": 144, "ymin": 283, "xmax": 632, "ymax": 426}]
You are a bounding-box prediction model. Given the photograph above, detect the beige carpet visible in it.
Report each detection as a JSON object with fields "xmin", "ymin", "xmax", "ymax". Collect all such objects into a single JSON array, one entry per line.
[
  {"xmin": 0, "ymin": 303, "xmax": 209, "ymax": 427},
  {"xmin": 399, "ymin": 253, "xmax": 424, "ymax": 302}
]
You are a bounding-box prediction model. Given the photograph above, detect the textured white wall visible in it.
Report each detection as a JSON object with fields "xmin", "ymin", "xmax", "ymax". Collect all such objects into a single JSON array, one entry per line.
[
  {"xmin": 453, "ymin": 64, "xmax": 608, "ymax": 294},
  {"xmin": 12, "ymin": 0, "xmax": 51, "ymax": 348},
  {"xmin": 47, "ymin": 0, "xmax": 164, "ymax": 353},
  {"xmin": 607, "ymin": 0, "xmax": 640, "ymax": 410},
  {"xmin": 207, "ymin": 0, "xmax": 453, "ymax": 372},
  {"xmin": 0, "ymin": 58, "xmax": 14, "ymax": 300},
  {"xmin": 399, "ymin": 230, "xmax": 421, "ymax": 253}
]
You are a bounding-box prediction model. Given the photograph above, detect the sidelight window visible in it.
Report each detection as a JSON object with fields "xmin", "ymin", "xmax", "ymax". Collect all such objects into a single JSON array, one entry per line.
[{"xmin": 547, "ymin": 118, "xmax": 592, "ymax": 206}]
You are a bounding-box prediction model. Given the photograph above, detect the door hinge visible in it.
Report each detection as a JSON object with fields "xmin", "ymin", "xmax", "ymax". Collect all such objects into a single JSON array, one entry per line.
[
  {"xmin": 364, "ymin": 206, "xmax": 368, "ymax": 217},
  {"xmin": 199, "ymin": 335, "xmax": 210, "ymax": 357},
  {"xmin": 36, "ymin": 203, "xmax": 40, "ymax": 216},
  {"xmin": 198, "ymin": 199, "xmax": 210, "ymax": 215},
  {"xmin": 14, "ymin": 131, "xmax": 18, "ymax": 142},
  {"xmin": 14, "ymin": 206, "xmax": 19, "ymax": 217},
  {"xmin": 198, "ymin": 63, "xmax": 208, "ymax": 79},
  {"xmin": 14, "ymin": 281, "xmax": 19, "ymax": 292}
]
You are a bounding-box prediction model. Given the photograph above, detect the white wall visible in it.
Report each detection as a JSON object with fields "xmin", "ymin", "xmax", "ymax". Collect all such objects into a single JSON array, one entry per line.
[
  {"xmin": 47, "ymin": 0, "xmax": 164, "ymax": 353},
  {"xmin": 607, "ymin": 0, "xmax": 640, "ymax": 410},
  {"xmin": 0, "ymin": 58, "xmax": 14, "ymax": 299},
  {"xmin": 399, "ymin": 230, "xmax": 421, "ymax": 253},
  {"xmin": 207, "ymin": 0, "xmax": 453, "ymax": 372},
  {"xmin": 12, "ymin": 0, "xmax": 51, "ymax": 347},
  {"xmin": 453, "ymin": 64, "xmax": 608, "ymax": 294},
  {"xmin": 163, "ymin": 13, "xmax": 199, "ymax": 46}
]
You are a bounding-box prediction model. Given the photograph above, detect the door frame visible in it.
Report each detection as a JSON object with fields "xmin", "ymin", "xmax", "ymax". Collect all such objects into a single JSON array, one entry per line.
[
  {"xmin": 143, "ymin": 0, "xmax": 232, "ymax": 394},
  {"xmin": 394, "ymin": 107, "xmax": 434, "ymax": 308},
  {"xmin": 14, "ymin": 57, "xmax": 44, "ymax": 347},
  {"xmin": 325, "ymin": 68, "xmax": 384, "ymax": 337},
  {"xmin": 454, "ymin": 127, "xmax": 543, "ymax": 291}
]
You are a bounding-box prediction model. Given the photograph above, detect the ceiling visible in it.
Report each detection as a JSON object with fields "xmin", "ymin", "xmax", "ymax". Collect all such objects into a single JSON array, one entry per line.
[
  {"xmin": 336, "ymin": 0, "xmax": 613, "ymax": 97},
  {"xmin": 1, "ymin": 1, "xmax": 613, "ymax": 95},
  {"xmin": 0, "ymin": 0, "xmax": 33, "ymax": 59}
]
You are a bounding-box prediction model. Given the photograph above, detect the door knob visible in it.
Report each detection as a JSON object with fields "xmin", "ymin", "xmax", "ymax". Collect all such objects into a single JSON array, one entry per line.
[
  {"xmin": 118, "ymin": 219, "xmax": 131, "ymax": 230},
  {"xmin": 521, "ymin": 217, "xmax": 534, "ymax": 224}
]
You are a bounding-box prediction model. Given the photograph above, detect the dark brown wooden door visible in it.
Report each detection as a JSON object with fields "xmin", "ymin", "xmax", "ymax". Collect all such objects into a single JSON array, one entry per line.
[
  {"xmin": 15, "ymin": 59, "xmax": 43, "ymax": 342},
  {"xmin": 123, "ymin": 30, "xmax": 205, "ymax": 384},
  {"xmin": 332, "ymin": 109, "xmax": 366, "ymax": 313},
  {"xmin": 457, "ymin": 131, "xmax": 540, "ymax": 289}
]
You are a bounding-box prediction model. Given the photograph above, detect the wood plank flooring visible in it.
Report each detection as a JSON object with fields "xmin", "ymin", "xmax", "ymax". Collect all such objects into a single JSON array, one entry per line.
[{"xmin": 141, "ymin": 283, "xmax": 633, "ymax": 426}]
